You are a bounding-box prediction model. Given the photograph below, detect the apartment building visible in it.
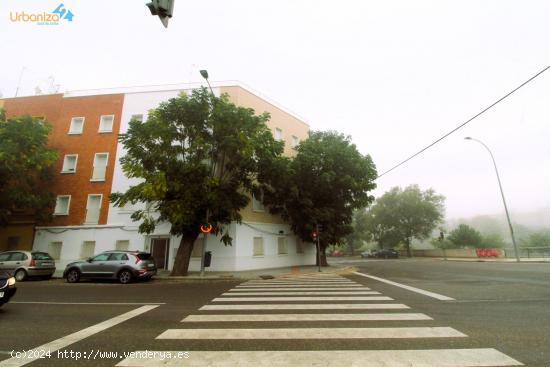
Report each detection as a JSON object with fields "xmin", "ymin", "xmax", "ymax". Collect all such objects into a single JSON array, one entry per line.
[{"xmin": 0, "ymin": 82, "xmax": 316, "ymax": 271}]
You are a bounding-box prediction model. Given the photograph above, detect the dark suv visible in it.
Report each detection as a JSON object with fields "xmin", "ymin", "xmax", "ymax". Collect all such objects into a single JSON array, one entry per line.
[
  {"xmin": 0, "ymin": 270, "xmax": 17, "ymax": 307},
  {"xmin": 63, "ymin": 251, "xmax": 157, "ymax": 284}
]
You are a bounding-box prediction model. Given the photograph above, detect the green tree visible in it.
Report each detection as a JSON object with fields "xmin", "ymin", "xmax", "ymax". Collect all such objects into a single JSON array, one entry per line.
[
  {"xmin": 366, "ymin": 185, "xmax": 445, "ymax": 256},
  {"xmin": 262, "ymin": 131, "xmax": 377, "ymax": 266},
  {"xmin": 0, "ymin": 110, "xmax": 58, "ymax": 226},
  {"xmin": 344, "ymin": 209, "xmax": 370, "ymax": 255},
  {"xmin": 523, "ymin": 231, "xmax": 550, "ymax": 247},
  {"xmin": 110, "ymin": 89, "xmax": 284, "ymax": 276},
  {"xmin": 447, "ymin": 224, "xmax": 482, "ymax": 248},
  {"xmin": 479, "ymin": 233, "xmax": 506, "ymax": 248}
]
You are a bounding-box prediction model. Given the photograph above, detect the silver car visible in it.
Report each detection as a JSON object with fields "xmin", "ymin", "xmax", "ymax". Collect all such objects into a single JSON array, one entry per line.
[
  {"xmin": 63, "ymin": 250, "xmax": 157, "ymax": 284},
  {"xmin": 0, "ymin": 251, "xmax": 56, "ymax": 281}
]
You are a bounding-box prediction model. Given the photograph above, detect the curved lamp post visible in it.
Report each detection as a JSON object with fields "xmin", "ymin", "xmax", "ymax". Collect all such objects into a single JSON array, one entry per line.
[{"xmin": 464, "ymin": 137, "xmax": 520, "ymax": 262}]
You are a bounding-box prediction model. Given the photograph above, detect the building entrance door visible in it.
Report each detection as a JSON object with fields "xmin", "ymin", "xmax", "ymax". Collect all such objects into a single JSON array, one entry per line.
[{"xmin": 151, "ymin": 238, "xmax": 169, "ymax": 270}]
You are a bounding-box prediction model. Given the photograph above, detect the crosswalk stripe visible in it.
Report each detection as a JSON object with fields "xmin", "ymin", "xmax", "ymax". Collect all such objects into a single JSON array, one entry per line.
[
  {"xmin": 212, "ymin": 296, "xmax": 393, "ymax": 302},
  {"xmin": 181, "ymin": 313, "xmax": 433, "ymax": 322},
  {"xmin": 243, "ymin": 280, "xmax": 356, "ymax": 284},
  {"xmin": 237, "ymin": 284, "xmax": 363, "ymax": 288},
  {"xmin": 116, "ymin": 349, "xmax": 523, "ymax": 367},
  {"xmin": 199, "ymin": 303, "xmax": 409, "ymax": 310},
  {"xmin": 222, "ymin": 291, "xmax": 380, "ymax": 295},
  {"xmin": 229, "ymin": 287, "xmax": 371, "ymax": 291},
  {"xmin": 156, "ymin": 327, "xmax": 467, "ymax": 339}
]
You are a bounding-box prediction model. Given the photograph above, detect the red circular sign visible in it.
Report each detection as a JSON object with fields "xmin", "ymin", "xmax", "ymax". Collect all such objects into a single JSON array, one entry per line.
[{"xmin": 200, "ymin": 224, "xmax": 213, "ymax": 233}]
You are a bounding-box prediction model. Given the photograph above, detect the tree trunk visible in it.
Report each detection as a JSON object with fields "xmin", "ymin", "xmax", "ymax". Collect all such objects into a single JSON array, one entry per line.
[
  {"xmin": 316, "ymin": 244, "xmax": 329, "ymax": 267},
  {"xmin": 171, "ymin": 232, "xmax": 199, "ymax": 276},
  {"xmin": 405, "ymin": 238, "xmax": 412, "ymax": 258}
]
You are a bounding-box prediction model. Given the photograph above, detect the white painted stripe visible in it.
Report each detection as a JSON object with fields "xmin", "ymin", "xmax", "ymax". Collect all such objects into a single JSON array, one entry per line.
[
  {"xmin": 11, "ymin": 302, "xmax": 166, "ymax": 305},
  {"xmin": 353, "ymin": 272, "xmax": 456, "ymax": 301},
  {"xmin": 0, "ymin": 305, "xmax": 159, "ymax": 367},
  {"xmin": 230, "ymin": 287, "xmax": 370, "ymax": 291},
  {"xmin": 237, "ymin": 284, "xmax": 363, "ymax": 288},
  {"xmin": 222, "ymin": 291, "xmax": 380, "ymax": 296},
  {"xmin": 116, "ymin": 349, "xmax": 523, "ymax": 367},
  {"xmin": 212, "ymin": 296, "xmax": 393, "ymax": 302},
  {"xmin": 182, "ymin": 313, "xmax": 433, "ymax": 322},
  {"xmin": 200, "ymin": 303, "xmax": 409, "ymax": 310},
  {"xmin": 243, "ymin": 280, "xmax": 356, "ymax": 284},
  {"xmin": 157, "ymin": 327, "xmax": 467, "ymax": 339}
]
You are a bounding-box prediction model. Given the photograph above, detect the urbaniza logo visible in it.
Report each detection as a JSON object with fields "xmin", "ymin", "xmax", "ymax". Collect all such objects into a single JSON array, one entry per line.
[{"xmin": 10, "ymin": 4, "xmax": 74, "ymax": 25}]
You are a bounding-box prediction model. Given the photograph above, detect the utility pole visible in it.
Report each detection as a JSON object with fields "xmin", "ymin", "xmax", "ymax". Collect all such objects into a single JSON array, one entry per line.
[{"xmin": 316, "ymin": 223, "xmax": 321, "ymax": 272}]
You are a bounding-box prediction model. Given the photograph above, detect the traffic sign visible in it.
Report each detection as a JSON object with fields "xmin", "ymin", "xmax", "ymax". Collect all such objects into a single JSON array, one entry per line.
[{"xmin": 200, "ymin": 224, "xmax": 213, "ymax": 233}]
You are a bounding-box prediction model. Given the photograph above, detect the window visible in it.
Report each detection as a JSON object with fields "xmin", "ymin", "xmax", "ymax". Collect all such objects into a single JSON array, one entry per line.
[
  {"xmin": 98, "ymin": 115, "xmax": 114, "ymax": 132},
  {"xmin": 61, "ymin": 154, "xmax": 78, "ymax": 173},
  {"xmin": 54, "ymin": 195, "xmax": 71, "ymax": 215},
  {"xmin": 291, "ymin": 135, "xmax": 299, "ymax": 148},
  {"xmin": 0, "ymin": 253, "xmax": 11, "ymax": 261},
  {"xmin": 69, "ymin": 117, "xmax": 84, "ymax": 134},
  {"xmin": 92, "ymin": 253, "xmax": 110, "ymax": 262},
  {"xmin": 274, "ymin": 128, "xmax": 283, "ymax": 141},
  {"xmin": 191, "ymin": 238, "xmax": 204, "ymax": 258},
  {"xmin": 91, "ymin": 153, "xmax": 108, "ymax": 181},
  {"xmin": 131, "ymin": 114, "xmax": 143, "ymax": 122},
  {"xmin": 253, "ymin": 237, "xmax": 264, "ymax": 256},
  {"xmin": 115, "ymin": 240, "xmax": 130, "ymax": 251},
  {"xmin": 81, "ymin": 241, "xmax": 96, "ymax": 259},
  {"xmin": 278, "ymin": 237, "xmax": 287, "ymax": 255},
  {"xmin": 252, "ymin": 191, "xmax": 265, "ymax": 212},
  {"xmin": 109, "ymin": 253, "xmax": 129, "ymax": 261},
  {"xmin": 48, "ymin": 242, "xmax": 63, "ymax": 260},
  {"xmin": 85, "ymin": 194, "xmax": 102, "ymax": 224},
  {"xmin": 9, "ymin": 252, "xmax": 27, "ymax": 261}
]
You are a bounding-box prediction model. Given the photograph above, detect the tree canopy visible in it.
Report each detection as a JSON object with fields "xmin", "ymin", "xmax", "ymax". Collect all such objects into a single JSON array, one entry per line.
[
  {"xmin": 365, "ymin": 185, "xmax": 445, "ymax": 256},
  {"xmin": 110, "ymin": 88, "xmax": 284, "ymax": 275},
  {"xmin": 0, "ymin": 109, "xmax": 58, "ymax": 226},
  {"xmin": 261, "ymin": 131, "xmax": 377, "ymax": 265},
  {"xmin": 447, "ymin": 224, "xmax": 483, "ymax": 248}
]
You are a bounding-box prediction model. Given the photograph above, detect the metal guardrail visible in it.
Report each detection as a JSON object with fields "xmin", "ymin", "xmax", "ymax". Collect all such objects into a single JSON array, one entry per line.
[{"xmin": 504, "ymin": 247, "xmax": 550, "ymax": 258}]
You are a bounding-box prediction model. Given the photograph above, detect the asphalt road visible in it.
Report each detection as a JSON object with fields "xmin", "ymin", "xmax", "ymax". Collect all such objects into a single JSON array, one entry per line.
[{"xmin": 0, "ymin": 259, "xmax": 548, "ymax": 366}]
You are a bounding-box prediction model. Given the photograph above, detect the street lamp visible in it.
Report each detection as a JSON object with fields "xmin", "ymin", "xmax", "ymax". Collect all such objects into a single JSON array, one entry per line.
[
  {"xmin": 464, "ymin": 137, "xmax": 520, "ymax": 262},
  {"xmin": 198, "ymin": 69, "xmax": 216, "ymax": 276}
]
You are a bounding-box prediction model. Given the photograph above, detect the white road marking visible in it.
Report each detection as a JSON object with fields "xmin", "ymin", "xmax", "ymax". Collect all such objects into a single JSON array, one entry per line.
[
  {"xmin": 222, "ymin": 291, "xmax": 380, "ymax": 295},
  {"xmin": 212, "ymin": 296, "xmax": 393, "ymax": 302},
  {"xmin": 0, "ymin": 305, "xmax": 159, "ymax": 367},
  {"xmin": 353, "ymin": 272, "xmax": 455, "ymax": 301},
  {"xmin": 200, "ymin": 303, "xmax": 409, "ymax": 310},
  {"xmin": 157, "ymin": 327, "xmax": 467, "ymax": 339},
  {"xmin": 229, "ymin": 287, "xmax": 370, "ymax": 291},
  {"xmin": 116, "ymin": 349, "xmax": 523, "ymax": 367},
  {"xmin": 182, "ymin": 313, "xmax": 433, "ymax": 322},
  {"xmin": 11, "ymin": 302, "xmax": 166, "ymax": 305},
  {"xmin": 237, "ymin": 284, "xmax": 363, "ymax": 288},
  {"xmin": 243, "ymin": 280, "xmax": 356, "ymax": 284}
]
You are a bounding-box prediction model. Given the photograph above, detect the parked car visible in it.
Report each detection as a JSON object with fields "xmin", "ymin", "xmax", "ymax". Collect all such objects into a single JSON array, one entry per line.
[
  {"xmin": 0, "ymin": 270, "xmax": 17, "ymax": 307},
  {"xmin": 0, "ymin": 251, "xmax": 56, "ymax": 281},
  {"xmin": 361, "ymin": 248, "xmax": 399, "ymax": 259},
  {"xmin": 63, "ymin": 250, "xmax": 157, "ymax": 284}
]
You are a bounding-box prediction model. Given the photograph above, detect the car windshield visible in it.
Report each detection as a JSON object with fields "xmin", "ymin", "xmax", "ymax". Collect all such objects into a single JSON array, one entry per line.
[{"xmin": 32, "ymin": 252, "xmax": 53, "ymax": 260}]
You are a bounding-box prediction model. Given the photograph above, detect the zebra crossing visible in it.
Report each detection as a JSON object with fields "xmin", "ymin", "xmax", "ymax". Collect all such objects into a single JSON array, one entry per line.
[{"xmin": 116, "ymin": 272, "xmax": 523, "ymax": 366}]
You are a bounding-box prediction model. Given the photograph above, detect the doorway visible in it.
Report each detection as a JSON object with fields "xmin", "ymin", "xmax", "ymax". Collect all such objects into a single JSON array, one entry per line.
[{"xmin": 151, "ymin": 238, "xmax": 170, "ymax": 270}]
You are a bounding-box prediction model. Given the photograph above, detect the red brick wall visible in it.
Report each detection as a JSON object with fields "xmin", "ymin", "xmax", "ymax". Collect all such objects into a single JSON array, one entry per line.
[{"xmin": 2, "ymin": 93, "xmax": 124, "ymax": 226}]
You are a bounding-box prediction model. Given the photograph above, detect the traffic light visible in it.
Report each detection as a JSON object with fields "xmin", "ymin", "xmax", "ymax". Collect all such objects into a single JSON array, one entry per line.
[
  {"xmin": 146, "ymin": 0, "xmax": 174, "ymax": 28},
  {"xmin": 312, "ymin": 231, "xmax": 318, "ymax": 241}
]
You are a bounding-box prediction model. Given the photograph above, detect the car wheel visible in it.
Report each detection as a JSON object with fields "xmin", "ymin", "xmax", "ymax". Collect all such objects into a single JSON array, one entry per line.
[
  {"xmin": 66, "ymin": 269, "xmax": 80, "ymax": 283},
  {"xmin": 118, "ymin": 270, "xmax": 132, "ymax": 284},
  {"xmin": 14, "ymin": 269, "xmax": 27, "ymax": 282}
]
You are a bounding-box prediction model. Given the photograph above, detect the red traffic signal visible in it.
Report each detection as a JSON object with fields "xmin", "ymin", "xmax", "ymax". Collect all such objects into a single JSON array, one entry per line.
[{"xmin": 312, "ymin": 231, "xmax": 318, "ymax": 240}]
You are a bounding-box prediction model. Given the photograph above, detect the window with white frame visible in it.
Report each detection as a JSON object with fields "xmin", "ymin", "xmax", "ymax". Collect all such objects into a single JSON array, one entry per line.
[
  {"xmin": 291, "ymin": 135, "xmax": 299, "ymax": 148},
  {"xmin": 252, "ymin": 191, "xmax": 265, "ymax": 212},
  {"xmin": 98, "ymin": 115, "xmax": 114, "ymax": 133},
  {"xmin": 48, "ymin": 241, "xmax": 63, "ymax": 260},
  {"xmin": 91, "ymin": 153, "xmax": 108, "ymax": 181},
  {"xmin": 274, "ymin": 128, "xmax": 283, "ymax": 141},
  {"xmin": 81, "ymin": 241, "xmax": 96, "ymax": 259},
  {"xmin": 54, "ymin": 195, "xmax": 71, "ymax": 215},
  {"xmin": 253, "ymin": 237, "xmax": 264, "ymax": 256},
  {"xmin": 278, "ymin": 237, "xmax": 287, "ymax": 255},
  {"xmin": 85, "ymin": 194, "xmax": 102, "ymax": 224},
  {"xmin": 68, "ymin": 117, "xmax": 84, "ymax": 134},
  {"xmin": 115, "ymin": 240, "xmax": 130, "ymax": 251},
  {"xmin": 61, "ymin": 154, "xmax": 78, "ymax": 173}
]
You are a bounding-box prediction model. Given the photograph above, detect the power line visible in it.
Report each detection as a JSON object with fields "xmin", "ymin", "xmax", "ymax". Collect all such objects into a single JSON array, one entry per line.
[{"xmin": 377, "ymin": 65, "xmax": 550, "ymax": 179}]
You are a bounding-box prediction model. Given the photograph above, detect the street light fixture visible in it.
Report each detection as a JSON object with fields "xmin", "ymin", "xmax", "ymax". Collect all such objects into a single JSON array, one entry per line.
[{"xmin": 464, "ymin": 137, "xmax": 520, "ymax": 262}]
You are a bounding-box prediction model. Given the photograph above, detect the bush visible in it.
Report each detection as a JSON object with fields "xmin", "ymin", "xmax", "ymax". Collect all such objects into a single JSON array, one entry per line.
[
  {"xmin": 479, "ymin": 233, "xmax": 506, "ymax": 248},
  {"xmin": 448, "ymin": 224, "xmax": 482, "ymax": 248}
]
